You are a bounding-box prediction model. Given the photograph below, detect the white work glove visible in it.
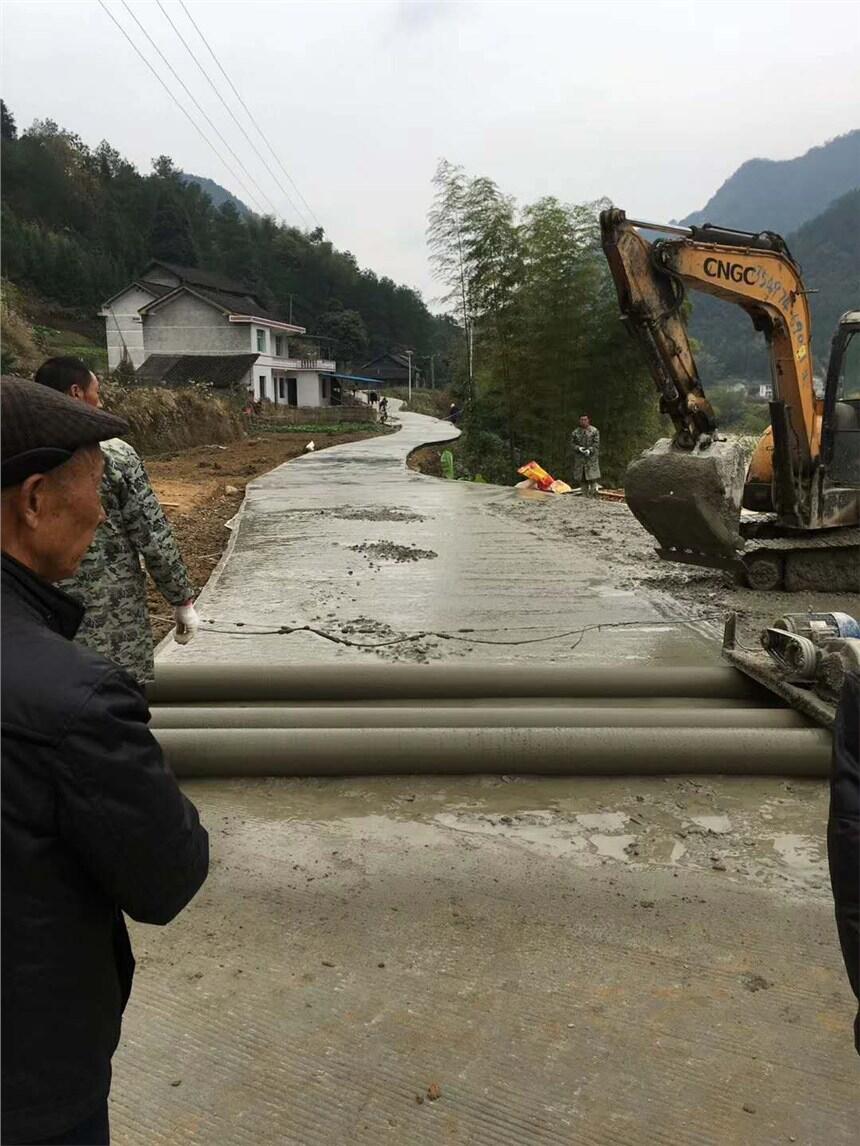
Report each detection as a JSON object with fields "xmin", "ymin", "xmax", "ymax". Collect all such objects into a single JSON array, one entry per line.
[{"xmin": 173, "ymin": 602, "xmax": 200, "ymax": 645}]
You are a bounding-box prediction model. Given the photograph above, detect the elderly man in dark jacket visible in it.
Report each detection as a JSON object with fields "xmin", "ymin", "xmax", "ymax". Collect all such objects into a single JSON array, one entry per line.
[
  {"xmin": 1, "ymin": 378, "xmax": 209, "ymax": 1145},
  {"xmin": 828, "ymin": 669, "xmax": 860, "ymax": 1054}
]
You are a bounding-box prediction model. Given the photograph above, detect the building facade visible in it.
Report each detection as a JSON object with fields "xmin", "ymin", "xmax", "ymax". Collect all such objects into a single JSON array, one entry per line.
[
  {"xmin": 358, "ymin": 351, "xmax": 424, "ymax": 389},
  {"xmin": 100, "ymin": 261, "xmax": 337, "ymax": 406}
]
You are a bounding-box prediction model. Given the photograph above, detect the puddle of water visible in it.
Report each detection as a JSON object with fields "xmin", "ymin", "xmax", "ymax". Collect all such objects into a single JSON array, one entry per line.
[
  {"xmin": 591, "ymin": 834, "xmax": 637, "ymax": 861},
  {"xmin": 771, "ymin": 834, "xmax": 822, "ymax": 874},
  {"xmin": 576, "ymin": 812, "xmax": 628, "ymax": 831},
  {"xmin": 690, "ymin": 815, "xmax": 732, "ymax": 834},
  {"xmin": 433, "ymin": 811, "xmax": 590, "ymax": 859},
  {"xmin": 670, "ymin": 841, "xmax": 687, "ymax": 863}
]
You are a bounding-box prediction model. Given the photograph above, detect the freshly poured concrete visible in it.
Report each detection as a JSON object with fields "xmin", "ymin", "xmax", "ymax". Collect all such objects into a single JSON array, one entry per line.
[
  {"xmin": 113, "ymin": 776, "xmax": 859, "ymax": 1144},
  {"xmin": 158, "ymin": 406, "xmax": 714, "ymax": 667},
  {"xmin": 119, "ymin": 407, "xmax": 858, "ymax": 1143}
]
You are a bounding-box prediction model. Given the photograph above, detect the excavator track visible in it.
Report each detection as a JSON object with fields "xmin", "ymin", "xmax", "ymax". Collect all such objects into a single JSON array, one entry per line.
[
  {"xmin": 740, "ymin": 527, "xmax": 860, "ymax": 591},
  {"xmin": 625, "ymin": 439, "xmax": 860, "ymax": 591}
]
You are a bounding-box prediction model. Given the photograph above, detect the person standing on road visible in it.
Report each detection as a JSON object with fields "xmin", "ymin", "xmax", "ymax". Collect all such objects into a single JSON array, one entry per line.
[
  {"xmin": 379, "ymin": 395, "xmax": 389, "ymax": 422},
  {"xmin": 34, "ymin": 357, "xmax": 199, "ymax": 684},
  {"xmin": 1, "ymin": 377, "xmax": 209, "ymax": 1146},
  {"xmin": 570, "ymin": 414, "xmax": 601, "ymax": 496}
]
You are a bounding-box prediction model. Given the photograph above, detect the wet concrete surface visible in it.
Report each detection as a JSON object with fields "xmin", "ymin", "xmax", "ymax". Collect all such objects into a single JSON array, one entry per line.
[
  {"xmin": 124, "ymin": 406, "xmax": 858, "ymax": 1143},
  {"xmin": 114, "ymin": 775, "xmax": 858, "ymax": 1145},
  {"xmin": 158, "ymin": 405, "xmax": 716, "ymax": 667}
]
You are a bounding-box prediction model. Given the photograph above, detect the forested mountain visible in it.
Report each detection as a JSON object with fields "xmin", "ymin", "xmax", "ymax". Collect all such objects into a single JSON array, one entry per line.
[
  {"xmin": 687, "ymin": 187, "xmax": 860, "ymax": 384},
  {"xmin": 180, "ymin": 173, "xmax": 250, "ymax": 218},
  {"xmin": 0, "ymin": 104, "xmax": 457, "ymax": 374},
  {"xmin": 680, "ymin": 130, "xmax": 860, "ymax": 235}
]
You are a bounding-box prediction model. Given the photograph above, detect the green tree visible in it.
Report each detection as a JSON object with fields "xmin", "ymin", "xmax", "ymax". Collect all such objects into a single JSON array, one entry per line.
[
  {"xmin": 428, "ymin": 160, "xmax": 474, "ymax": 396},
  {"xmin": 148, "ymin": 193, "xmax": 196, "ymax": 265},
  {"xmin": 1, "ymin": 101, "xmax": 17, "ymax": 141},
  {"xmin": 317, "ymin": 307, "xmax": 369, "ymax": 366}
]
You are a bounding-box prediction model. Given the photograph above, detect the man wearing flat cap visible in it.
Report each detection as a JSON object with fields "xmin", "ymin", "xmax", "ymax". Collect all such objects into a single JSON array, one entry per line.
[{"xmin": 1, "ymin": 377, "xmax": 209, "ymax": 1145}]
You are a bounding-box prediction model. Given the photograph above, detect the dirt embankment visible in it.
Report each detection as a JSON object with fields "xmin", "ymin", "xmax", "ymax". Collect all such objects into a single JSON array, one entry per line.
[{"xmin": 144, "ymin": 430, "xmax": 389, "ymax": 641}]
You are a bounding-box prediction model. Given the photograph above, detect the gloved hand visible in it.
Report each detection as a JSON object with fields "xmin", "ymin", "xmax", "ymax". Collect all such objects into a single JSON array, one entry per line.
[{"xmin": 173, "ymin": 602, "xmax": 200, "ymax": 645}]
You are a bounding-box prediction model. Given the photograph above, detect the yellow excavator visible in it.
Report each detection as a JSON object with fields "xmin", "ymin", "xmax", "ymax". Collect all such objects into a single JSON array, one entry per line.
[{"xmin": 599, "ymin": 208, "xmax": 860, "ymax": 590}]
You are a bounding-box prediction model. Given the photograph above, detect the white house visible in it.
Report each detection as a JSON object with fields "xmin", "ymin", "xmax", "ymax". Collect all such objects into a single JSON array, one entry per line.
[{"xmin": 100, "ymin": 261, "xmax": 337, "ymax": 405}]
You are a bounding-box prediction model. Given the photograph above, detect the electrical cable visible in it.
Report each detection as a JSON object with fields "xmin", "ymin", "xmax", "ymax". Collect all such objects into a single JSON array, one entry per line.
[
  {"xmin": 119, "ymin": 0, "xmax": 283, "ymax": 219},
  {"xmin": 98, "ymin": 0, "xmax": 268, "ymax": 216},
  {"xmin": 158, "ymin": 616, "xmax": 716, "ymax": 651},
  {"xmin": 177, "ymin": 0, "xmax": 322, "ymax": 229},
  {"xmin": 155, "ymin": 0, "xmax": 311, "ymax": 230}
]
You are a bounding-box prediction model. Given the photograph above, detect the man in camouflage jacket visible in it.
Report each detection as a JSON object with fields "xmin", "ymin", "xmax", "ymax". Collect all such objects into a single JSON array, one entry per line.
[
  {"xmin": 34, "ymin": 359, "xmax": 199, "ymax": 683},
  {"xmin": 570, "ymin": 414, "xmax": 601, "ymax": 496}
]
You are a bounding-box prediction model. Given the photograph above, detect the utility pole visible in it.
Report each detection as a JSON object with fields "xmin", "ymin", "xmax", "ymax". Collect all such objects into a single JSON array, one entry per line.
[
  {"xmin": 430, "ymin": 353, "xmax": 435, "ymax": 389},
  {"xmin": 289, "ymin": 294, "xmax": 293, "ymax": 324},
  {"xmin": 406, "ymin": 349, "xmax": 414, "ymax": 403}
]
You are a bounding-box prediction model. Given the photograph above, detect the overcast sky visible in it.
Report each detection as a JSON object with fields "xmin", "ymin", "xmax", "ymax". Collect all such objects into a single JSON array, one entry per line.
[{"xmin": 3, "ymin": 0, "xmax": 858, "ymax": 306}]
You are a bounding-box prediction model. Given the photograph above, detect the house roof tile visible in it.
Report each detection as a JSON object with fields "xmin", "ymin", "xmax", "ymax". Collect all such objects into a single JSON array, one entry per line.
[{"xmin": 134, "ymin": 353, "xmax": 259, "ymax": 389}]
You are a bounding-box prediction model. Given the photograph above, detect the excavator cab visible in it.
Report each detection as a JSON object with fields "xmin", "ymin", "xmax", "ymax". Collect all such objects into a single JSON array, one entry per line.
[{"xmin": 823, "ymin": 311, "xmax": 860, "ymax": 486}]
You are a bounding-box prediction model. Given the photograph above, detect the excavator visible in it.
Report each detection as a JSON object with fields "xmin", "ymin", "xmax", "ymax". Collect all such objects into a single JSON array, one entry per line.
[{"xmin": 599, "ymin": 208, "xmax": 860, "ymax": 591}]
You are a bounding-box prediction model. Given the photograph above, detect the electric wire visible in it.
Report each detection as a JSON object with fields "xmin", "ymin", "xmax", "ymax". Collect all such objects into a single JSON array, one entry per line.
[
  {"xmin": 154, "ymin": 616, "xmax": 714, "ymax": 651},
  {"xmin": 119, "ymin": 0, "xmax": 284, "ymax": 221},
  {"xmin": 177, "ymin": 0, "xmax": 322, "ymax": 229},
  {"xmin": 155, "ymin": 0, "xmax": 311, "ymax": 230},
  {"xmin": 98, "ymin": 0, "xmax": 268, "ymax": 216}
]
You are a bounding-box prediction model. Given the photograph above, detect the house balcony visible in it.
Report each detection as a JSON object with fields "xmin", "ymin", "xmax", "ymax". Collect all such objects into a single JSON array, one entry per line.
[{"xmin": 279, "ymin": 358, "xmax": 336, "ymax": 372}]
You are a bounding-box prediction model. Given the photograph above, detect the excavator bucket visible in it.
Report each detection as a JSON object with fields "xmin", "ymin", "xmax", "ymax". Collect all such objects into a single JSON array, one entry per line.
[{"xmin": 624, "ymin": 438, "xmax": 747, "ymax": 564}]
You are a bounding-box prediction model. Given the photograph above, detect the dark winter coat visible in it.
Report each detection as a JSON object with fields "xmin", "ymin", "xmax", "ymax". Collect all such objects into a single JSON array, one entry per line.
[
  {"xmin": 1, "ymin": 553, "xmax": 209, "ymax": 1144},
  {"xmin": 828, "ymin": 669, "xmax": 860, "ymax": 1054}
]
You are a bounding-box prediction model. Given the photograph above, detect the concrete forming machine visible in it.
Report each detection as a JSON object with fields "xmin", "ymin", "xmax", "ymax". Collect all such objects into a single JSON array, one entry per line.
[{"xmin": 600, "ymin": 208, "xmax": 860, "ymax": 591}]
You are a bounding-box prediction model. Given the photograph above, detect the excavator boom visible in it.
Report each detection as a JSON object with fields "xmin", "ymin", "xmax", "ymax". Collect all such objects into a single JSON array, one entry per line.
[{"xmin": 599, "ymin": 208, "xmax": 828, "ymax": 574}]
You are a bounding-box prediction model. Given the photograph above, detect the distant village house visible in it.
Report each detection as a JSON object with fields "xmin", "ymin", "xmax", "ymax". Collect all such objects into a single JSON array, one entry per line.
[
  {"xmin": 359, "ymin": 351, "xmax": 424, "ymax": 389},
  {"xmin": 100, "ymin": 261, "xmax": 337, "ymax": 406}
]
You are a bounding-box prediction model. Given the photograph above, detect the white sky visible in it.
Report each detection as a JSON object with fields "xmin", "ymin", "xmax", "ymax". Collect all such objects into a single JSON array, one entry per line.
[{"xmin": 3, "ymin": 0, "xmax": 859, "ymax": 307}]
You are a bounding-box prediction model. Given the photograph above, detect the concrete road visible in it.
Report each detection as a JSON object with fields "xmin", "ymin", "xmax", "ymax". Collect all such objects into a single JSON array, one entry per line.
[
  {"xmin": 119, "ymin": 406, "xmax": 858, "ymax": 1144},
  {"xmin": 158, "ymin": 404, "xmax": 713, "ymax": 667},
  {"xmin": 114, "ymin": 776, "xmax": 858, "ymax": 1145}
]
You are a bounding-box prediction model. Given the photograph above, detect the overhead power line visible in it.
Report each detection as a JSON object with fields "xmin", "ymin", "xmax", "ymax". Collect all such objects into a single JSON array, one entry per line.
[
  {"xmin": 98, "ymin": 0, "xmax": 268, "ymax": 216},
  {"xmin": 155, "ymin": 0, "xmax": 311, "ymax": 230},
  {"xmin": 119, "ymin": 0, "xmax": 286, "ymax": 221},
  {"xmin": 177, "ymin": 0, "xmax": 322, "ymax": 230}
]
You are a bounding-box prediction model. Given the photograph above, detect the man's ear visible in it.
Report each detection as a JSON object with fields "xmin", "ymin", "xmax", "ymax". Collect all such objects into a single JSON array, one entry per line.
[
  {"xmin": 19, "ymin": 472, "xmax": 48, "ymax": 529},
  {"xmin": 68, "ymin": 383, "xmax": 84, "ymax": 401}
]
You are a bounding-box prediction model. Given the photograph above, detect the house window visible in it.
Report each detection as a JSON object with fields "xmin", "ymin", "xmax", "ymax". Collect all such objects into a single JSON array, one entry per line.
[
  {"xmin": 274, "ymin": 335, "xmax": 284, "ymax": 357},
  {"xmin": 279, "ymin": 378, "xmax": 285, "ymax": 400},
  {"xmin": 287, "ymin": 378, "xmax": 298, "ymax": 406},
  {"xmin": 256, "ymin": 328, "xmax": 266, "ymax": 353},
  {"xmin": 259, "ymin": 375, "xmax": 267, "ymax": 398}
]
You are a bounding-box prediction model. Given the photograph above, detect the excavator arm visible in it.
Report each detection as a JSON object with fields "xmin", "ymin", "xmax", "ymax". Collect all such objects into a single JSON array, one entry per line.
[{"xmin": 599, "ymin": 208, "xmax": 819, "ymax": 561}]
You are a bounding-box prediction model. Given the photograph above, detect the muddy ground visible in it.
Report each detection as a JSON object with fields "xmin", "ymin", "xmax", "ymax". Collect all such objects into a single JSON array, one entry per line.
[
  {"xmin": 484, "ymin": 491, "xmax": 859, "ymax": 640},
  {"xmin": 144, "ymin": 430, "xmax": 391, "ymax": 641}
]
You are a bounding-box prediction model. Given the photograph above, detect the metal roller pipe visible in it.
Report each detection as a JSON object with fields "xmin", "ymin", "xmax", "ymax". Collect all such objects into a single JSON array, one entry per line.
[
  {"xmin": 148, "ymin": 664, "xmax": 764, "ymax": 705},
  {"xmin": 151, "ymin": 696, "xmax": 777, "ymax": 710},
  {"xmin": 157, "ymin": 726, "xmax": 830, "ymax": 779},
  {"xmin": 150, "ymin": 705, "xmax": 808, "ymax": 730}
]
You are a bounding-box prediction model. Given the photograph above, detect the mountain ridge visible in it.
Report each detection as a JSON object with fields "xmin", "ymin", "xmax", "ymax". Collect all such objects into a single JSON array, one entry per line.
[{"xmin": 678, "ymin": 129, "xmax": 860, "ymax": 237}]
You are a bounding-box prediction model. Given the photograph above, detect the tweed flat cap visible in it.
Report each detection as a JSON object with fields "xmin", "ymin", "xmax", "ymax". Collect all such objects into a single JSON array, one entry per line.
[{"xmin": 1, "ymin": 375, "xmax": 129, "ymax": 488}]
